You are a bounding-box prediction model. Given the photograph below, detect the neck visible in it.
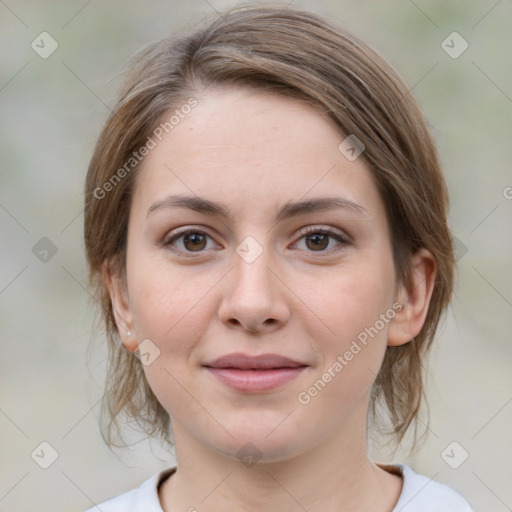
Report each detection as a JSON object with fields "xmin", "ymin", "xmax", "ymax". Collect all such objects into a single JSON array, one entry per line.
[{"xmin": 159, "ymin": 407, "xmax": 402, "ymax": 512}]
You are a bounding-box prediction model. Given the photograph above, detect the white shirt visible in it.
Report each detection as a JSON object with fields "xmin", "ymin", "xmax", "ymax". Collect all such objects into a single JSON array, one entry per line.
[{"xmin": 84, "ymin": 463, "xmax": 473, "ymax": 511}]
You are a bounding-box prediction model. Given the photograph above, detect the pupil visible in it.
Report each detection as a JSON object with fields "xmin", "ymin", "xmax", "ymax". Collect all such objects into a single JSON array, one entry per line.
[
  {"xmin": 185, "ymin": 233, "xmax": 205, "ymax": 251},
  {"xmin": 308, "ymin": 234, "xmax": 328, "ymax": 250}
]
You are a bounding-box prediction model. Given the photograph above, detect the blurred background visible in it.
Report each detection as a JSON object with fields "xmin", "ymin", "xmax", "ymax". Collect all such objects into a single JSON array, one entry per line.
[{"xmin": 1, "ymin": 1, "xmax": 511, "ymax": 511}]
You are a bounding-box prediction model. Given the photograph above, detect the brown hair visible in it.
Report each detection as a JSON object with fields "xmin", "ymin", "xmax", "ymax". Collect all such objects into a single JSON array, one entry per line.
[{"xmin": 84, "ymin": 3, "xmax": 454, "ymax": 451}]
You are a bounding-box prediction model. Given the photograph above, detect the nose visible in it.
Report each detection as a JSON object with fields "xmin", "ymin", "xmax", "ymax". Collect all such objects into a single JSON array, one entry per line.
[{"xmin": 217, "ymin": 242, "xmax": 290, "ymax": 333}]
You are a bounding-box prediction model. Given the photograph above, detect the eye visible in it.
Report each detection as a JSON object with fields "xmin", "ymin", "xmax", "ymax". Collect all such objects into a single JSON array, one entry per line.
[
  {"xmin": 162, "ymin": 225, "xmax": 350, "ymax": 257},
  {"xmin": 162, "ymin": 227, "xmax": 217, "ymax": 255},
  {"xmin": 293, "ymin": 226, "xmax": 349, "ymax": 254}
]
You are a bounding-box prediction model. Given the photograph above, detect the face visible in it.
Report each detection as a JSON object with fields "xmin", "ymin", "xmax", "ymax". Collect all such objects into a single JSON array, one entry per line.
[{"xmin": 114, "ymin": 86, "xmax": 403, "ymax": 463}]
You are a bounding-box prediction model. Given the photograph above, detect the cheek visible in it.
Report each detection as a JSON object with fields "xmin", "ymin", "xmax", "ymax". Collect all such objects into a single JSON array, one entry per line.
[
  {"xmin": 294, "ymin": 279, "xmax": 392, "ymax": 430},
  {"xmin": 306, "ymin": 259, "xmax": 395, "ymax": 390},
  {"xmin": 318, "ymin": 263, "xmax": 394, "ymax": 342},
  {"xmin": 128, "ymin": 252, "xmax": 206, "ymax": 339},
  {"xmin": 127, "ymin": 260, "xmax": 212, "ymax": 417}
]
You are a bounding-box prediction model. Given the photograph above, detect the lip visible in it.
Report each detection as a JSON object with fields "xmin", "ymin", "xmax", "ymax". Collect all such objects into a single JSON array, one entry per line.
[
  {"xmin": 204, "ymin": 352, "xmax": 307, "ymax": 370},
  {"xmin": 203, "ymin": 352, "xmax": 309, "ymax": 393}
]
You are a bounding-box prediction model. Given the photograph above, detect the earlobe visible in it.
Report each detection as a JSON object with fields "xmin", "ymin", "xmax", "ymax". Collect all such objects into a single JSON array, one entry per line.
[
  {"xmin": 387, "ymin": 248, "xmax": 436, "ymax": 347},
  {"xmin": 102, "ymin": 261, "xmax": 138, "ymax": 352}
]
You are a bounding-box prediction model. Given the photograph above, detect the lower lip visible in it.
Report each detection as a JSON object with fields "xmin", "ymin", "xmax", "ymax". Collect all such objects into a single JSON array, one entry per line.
[{"xmin": 205, "ymin": 366, "xmax": 308, "ymax": 392}]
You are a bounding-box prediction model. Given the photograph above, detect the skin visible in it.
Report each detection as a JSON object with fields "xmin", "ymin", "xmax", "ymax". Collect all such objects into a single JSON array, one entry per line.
[{"xmin": 105, "ymin": 86, "xmax": 436, "ymax": 512}]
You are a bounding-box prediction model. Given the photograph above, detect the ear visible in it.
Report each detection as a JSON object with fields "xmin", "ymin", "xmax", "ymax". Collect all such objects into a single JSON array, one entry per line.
[
  {"xmin": 387, "ymin": 248, "xmax": 436, "ymax": 347},
  {"xmin": 102, "ymin": 260, "xmax": 138, "ymax": 352}
]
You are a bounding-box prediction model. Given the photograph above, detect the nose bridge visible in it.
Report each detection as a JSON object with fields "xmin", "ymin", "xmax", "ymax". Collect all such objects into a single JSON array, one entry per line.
[
  {"xmin": 217, "ymin": 232, "xmax": 289, "ymax": 331},
  {"xmin": 232, "ymin": 234, "xmax": 276, "ymax": 298}
]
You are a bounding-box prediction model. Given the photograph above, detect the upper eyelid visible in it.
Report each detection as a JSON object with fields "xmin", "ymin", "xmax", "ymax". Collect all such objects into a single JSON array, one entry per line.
[
  {"xmin": 166, "ymin": 224, "xmax": 347, "ymax": 237},
  {"xmin": 298, "ymin": 225, "xmax": 350, "ymax": 240}
]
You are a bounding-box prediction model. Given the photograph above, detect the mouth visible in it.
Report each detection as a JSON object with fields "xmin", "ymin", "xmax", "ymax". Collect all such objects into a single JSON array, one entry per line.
[{"xmin": 202, "ymin": 353, "xmax": 309, "ymax": 392}]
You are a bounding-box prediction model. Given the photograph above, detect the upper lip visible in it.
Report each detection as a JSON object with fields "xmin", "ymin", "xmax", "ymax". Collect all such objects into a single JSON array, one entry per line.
[{"xmin": 203, "ymin": 353, "xmax": 308, "ymax": 370}]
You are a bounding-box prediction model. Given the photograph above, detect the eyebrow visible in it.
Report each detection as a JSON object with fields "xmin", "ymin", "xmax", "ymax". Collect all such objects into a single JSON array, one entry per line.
[{"xmin": 146, "ymin": 194, "xmax": 369, "ymax": 221}]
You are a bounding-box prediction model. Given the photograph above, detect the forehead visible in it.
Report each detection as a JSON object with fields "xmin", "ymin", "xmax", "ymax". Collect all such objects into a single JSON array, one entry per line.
[{"xmin": 131, "ymin": 87, "xmax": 385, "ymax": 224}]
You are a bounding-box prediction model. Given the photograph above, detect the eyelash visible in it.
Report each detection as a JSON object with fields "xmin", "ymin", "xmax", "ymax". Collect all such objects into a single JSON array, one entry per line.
[{"xmin": 162, "ymin": 225, "xmax": 350, "ymax": 257}]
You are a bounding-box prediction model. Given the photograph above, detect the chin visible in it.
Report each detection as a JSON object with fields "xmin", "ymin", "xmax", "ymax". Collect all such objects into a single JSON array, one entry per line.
[{"xmin": 203, "ymin": 424, "xmax": 311, "ymax": 465}]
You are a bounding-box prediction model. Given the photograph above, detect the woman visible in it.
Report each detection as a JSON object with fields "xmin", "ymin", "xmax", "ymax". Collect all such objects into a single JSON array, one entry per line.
[{"xmin": 83, "ymin": 5, "xmax": 473, "ymax": 511}]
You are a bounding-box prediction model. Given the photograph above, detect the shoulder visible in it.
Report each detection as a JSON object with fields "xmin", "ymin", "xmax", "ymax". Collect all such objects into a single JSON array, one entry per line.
[
  {"xmin": 83, "ymin": 466, "xmax": 176, "ymax": 512},
  {"xmin": 390, "ymin": 463, "xmax": 473, "ymax": 512}
]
